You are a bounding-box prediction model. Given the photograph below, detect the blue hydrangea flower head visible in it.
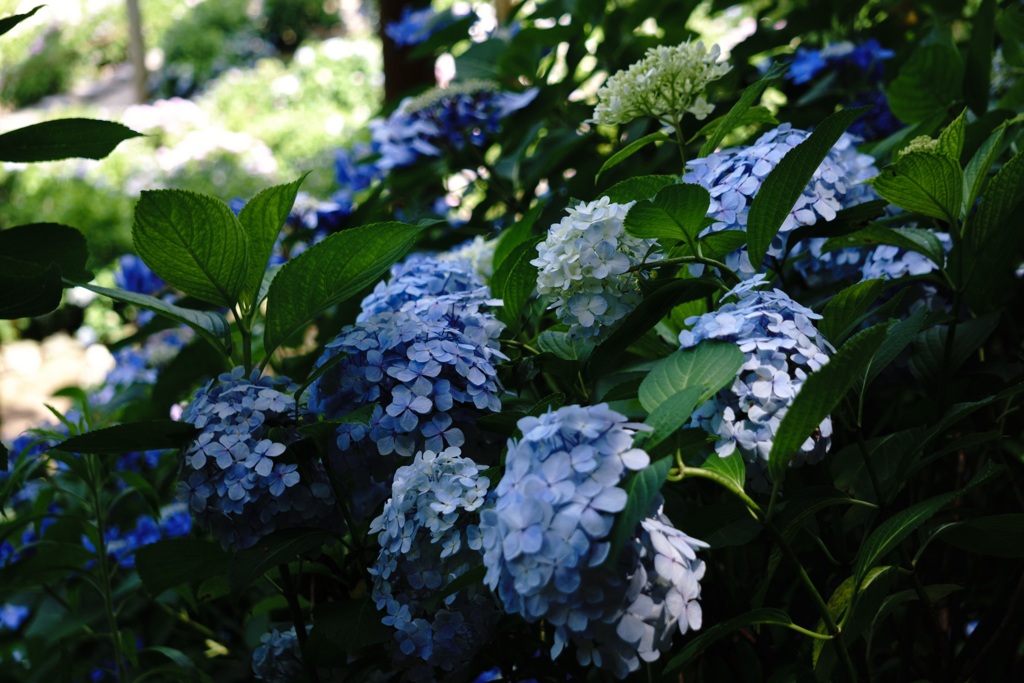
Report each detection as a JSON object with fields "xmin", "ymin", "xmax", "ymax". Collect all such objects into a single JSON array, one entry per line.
[
  {"xmin": 369, "ymin": 446, "xmax": 497, "ymax": 673},
  {"xmin": 860, "ymin": 232, "xmax": 952, "ymax": 282},
  {"xmin": 679, "ymin": 276, "xmax": 833, "ymax": 476},
  {"xmin": 252, "ymin": 626, "xmax": 310, "ymax": 682},
  {"xmin": 385, "ymin": 6, "xmax": 451, "ymax": 47},
  {"xmin": 480, "ymin": 405, "xmax": 709, "ymax": 677},
  {"xmin": 0, "ymin": 604, "xmax": 30, "ymax": 631},
  {"xmin": 533, "ymin": 197, "xmax": 664, "ymax": 339},
  {"xmin": 115, "ymin": 254, "xmax": 165, "ymax": 296},
  {"xmin": 177, "ymin": 367, "xmax": 337, "ymax": 550},
  {"xmin": 684, "ymin": 124, "xmax": 879, "ymax": 280},
  {"xmin": 358, "ymin": 254, "xmax": 489, "ymax": 322}
]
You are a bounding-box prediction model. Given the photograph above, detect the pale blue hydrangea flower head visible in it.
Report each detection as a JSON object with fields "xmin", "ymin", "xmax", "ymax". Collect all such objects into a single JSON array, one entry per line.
[
  {"xmin": 679, "ymin": 276, "xmax": 833, "ymax": 477},
  {"xmin": 252, "ymin": 626, "xmax": 310, "ymax": 682},
  {"xmin": 592, "ymin": 41, "xmax": 731, "ymax": 126},
  {"xmin": 533, "ymin": 197, "xmax": 664, "ymax": 339},
  {"xmin": 358, "ymin": 254, "xmax": 489, "ymax": 322},
  {"xmin": 177, "ymin": 367, "xmax": 337, "ymax": 550},
  {"xmin": 369, "ymin": 446, "xmax": 497, "ymax": 674},
  {"xmin": 683, "ymin": 124, "xmax": 879, "ymax": 280},
  {"xmin": 860, "ymin": 232, "xmax": 952, "ymax": 282},
  {"xmin": 480, "ymin": 405, "xmax": 707, "ymax": 677}
]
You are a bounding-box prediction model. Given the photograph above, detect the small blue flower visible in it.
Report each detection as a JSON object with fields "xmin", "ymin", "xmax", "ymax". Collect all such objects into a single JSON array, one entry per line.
[
  {"xmin": 252, "ymin": 626, "xmax": 310, "ymax": 682},
  {"xmin": 0, "ymin": 604, "xmax": 29, "ymax": 631}
]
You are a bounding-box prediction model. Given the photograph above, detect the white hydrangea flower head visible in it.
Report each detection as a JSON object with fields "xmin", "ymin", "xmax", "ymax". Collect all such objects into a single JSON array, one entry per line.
[
  {"xmin": 679, "ymin": 277, "xmax": 834, "ymax": 481},
  {"xmin": 532, "ymin": 197, "xmax": 663, "ymax": 339},
  {"xmin": 592, "ymin": 41, "xmax": 732, "ymax": 126},
  {"xmin": 439, "ymin": 235, "xmax": 498, "ymax": 280}
]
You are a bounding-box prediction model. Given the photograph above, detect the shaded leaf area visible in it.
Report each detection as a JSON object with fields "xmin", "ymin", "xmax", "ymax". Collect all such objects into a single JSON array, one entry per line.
[
  {"xmin": 0, "ymin": 118, "xmax": 142, "ymax": 162},
  {"xmin": 58, "ymin": 421, "xmax": 198, "ymax": 455},
  {"xmin": 135, "ymin": 539, "xmax": 232, "ymax": 596},
  {"xmin": 0, "ymin": 224, "xmax": 92, "ymax": 319}
]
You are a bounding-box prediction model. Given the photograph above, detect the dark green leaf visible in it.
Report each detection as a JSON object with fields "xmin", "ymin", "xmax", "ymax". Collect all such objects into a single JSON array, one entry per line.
[
  {"xmin": 639, "ymin": 342, "xmax": 745, "ymax": 413},
  {"xmin": 230, "ymin": 528, "xmax": 333, "ymax": 591},
  {"xmin": 0, "ymin": 223, "xmax": 92, "ymax": 282},
  {"xmin": 237, "ymin": 176, "xmax": 307, "ymax": 311},
  {"xmin": 962, "ymin": 126, "xmax": 1005, "ymax": 220},
  {"xmin": 604, "ymin": 456, "xmax": 672, "ymax": 569},
  {"xmin": 813, "ymin": 566, "xmax": 897, "ymax": 669},
  {"xmin": 852, "ymin": 461, "xmax": 1002, "ymax": 585},
  {"xmin": 965, "ymin": 0, "xmax": 996, "ymax": 115},
  {"xmin": 691, "ymin": 105, "xmax": 778, "ymax": 144},
  {"xmin": 602, "ymin": 175, "xmax": 677, "ymax": 205},
  {"xmin": 908, "ymin": 312, "xmax": 1000, "ymax": 382},
  {"xmin": 133, "ymin": 190, "xmax": 249, "ymax": 308},
  {"xmin": 537, "ymin": 330, "xmax": 593, "ymax": 362},
  {"xmin": 961, "ymin": 148, "xmax": 1024, "ymax": 298},
  {"xmin": 596, "ymin": 132, "xmax": 670, "ymax": 182},
  {"xmin": 0, "ymin": 5, "xmax": 43, "ymax": 37},
  {"xmin": 305, "ymin": 597, "xmax": 392, "ymax": 664},
  {"xmin": 886, "ymin": 43, "xmax": 965, "ymax": 123},
  {"xmin": 0, "ymin": 442, "xmax": 7, "ymax": 471},
  {"xmin": 57, "ymin": 420, "xmax": 198, "ymax": 454},
  {"xmin": 784, "ymin": 199, "xmax": 889, "ymax": 258},
  {"xmin": 663, "ymin": 608, "xmax": 794, "ymax": 673},
  {"xmin": 263, "ymin": 221, "xmax": 424, "ymax": 357},
  {"xmin": 700, "ymin": 61, "xmax": 788, "ymax": 157},
  {"xmin": 747, "ymin": 107, "xmax": 867, "ymax": 268},
  {"xmin": 864, "ymin": 307, "xmax": 928, "ymax": 386},
  {"xmin": 871, "ymin": 152, "xmax": 963, "ymax": 224},
  {"xmin": 638, "ymin": 388, "xmax": 703, "ymax": 451},
  {"xmin": 819, "ymin": 279, "xmax": 886, "ymax": 346},
  {"xmin": 135, "ymin": 538, "xmax": 232, "ymax": 596},
  {"xmin": 624, "ymin": 183, "xmax": 711, "ymax": 244},
  {"xmin": 935, "ymin": 108, "xmax": 967, "ymax": 163},
  {"xmin": 937, "ymin": 514, "xmax": 1024, "ymax": 558},
  {"xmin": 75, "ymin": 282, "xmax": 232, "ymax": 357},
  {"xmin": 490, "ymin": 237, "xmax": 541, "ymax": 332},
  {"xmin": 0, "ymin": 118, "xmax": 142, "ymax": 162},
  {"xmin": 769, "ymin": 323, "xmax": 888, "ymax": 481},
  {"xmin": 493, "ymin": 202, "xmax": 541, "ymax": 272},
  {"xmin": 0, "ymin": 257, "xmax": 61, "ymax": 319},
  {"xmin": 297, "ymin": 404, "xmax": 377, "ymax": 442},
  {"xmin": 820, "ymin": 226, "xmax": 945, "ymax": 268},
  {"xmin": 697, "ymin": 230, "xmax": 748, "ymax": 260}
]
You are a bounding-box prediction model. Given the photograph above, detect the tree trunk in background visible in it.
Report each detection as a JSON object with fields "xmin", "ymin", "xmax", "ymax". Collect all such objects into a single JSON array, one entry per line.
[
  {"xmin": 379, "ymin": 0, "xmax": 435, "ymax": 106},
  {"xmin": 125, "ymin": 0, "xmax": 147, "ymax": 103}
]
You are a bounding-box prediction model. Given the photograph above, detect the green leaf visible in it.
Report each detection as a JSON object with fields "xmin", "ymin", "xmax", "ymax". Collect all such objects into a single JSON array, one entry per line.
[
  {"xmin": 962, "ymin": 125, "xmax": 1004, "ymax": 220},
  {"xmin": 700, "ymin": 449, "xmax": 746, "ymax": 493},
  {"xmin": 135, "ymin": 538, "xmax": 231, "ymax": 596},
  {"xmin": 57, "ymin": 420, "xmax": 198, "ymax": 454},
  {"xmin": 908, "ymin": 312, "xmax": 1000, "ymax": 381},
  {"xmin": 747, "ymin": 107, "xmax": 867, "ymax": 268},
  {"xmin": 852, "ymin": 462, "xmax": 1002, "ymax": 586},
  {"xmin": 588, "ymin": 278, "xmax": 719, "ymax": 375},
  {"xmin": 604, "ymin": 456, "xmax": 672, "ymax": 569},
  {"xmin": 639, "ymin": 342, "xmax": 744, "ymax": 413},
  {"xmin": 813, "ymin": 566, "xmax": 897, "ymax": 668},
  {"xmin": 305, "ymin": 597, "xmax": 392, "ymax": 664},
  {"xmin": 0, "ymin": 223, "xmax": 92, "ymax": 283},
  {"xmin": 820, "ymin": 226, "xmax": 946, "ymax": 268},
  {"xmin": 663, "ymin": 608, "xmax": 795, "ymax": 673},
  {"xmin": 691, "ymin": 105, "xmax": 778, "ymax": 144},
  {"xmin": 0, "ymin": 118, "xmax": 143, "ymax": 162},
  {"xmin": 700, "ymin": 61, "xmax": 788, "ymax": 157},
  {"xmin": 961, "ymin": 148, "xmax": 1024, "ymax": 297},
  {"xmin": 133, "ymin": 190, "xmax": 249, "ymax": 308},
  {"xmin": 819, "ymin": 279, "xmax": 886, "ymax": 346},
  {"xmin": 237, "ymin": 176, "xmax": 306, "ymax": 311},
  {"xmin": 263, "ymin": 221, "xmax": 424, "ymax": 357},
  {"xmin": 886, "ymin": 42, "xmax": 964, "ymax": 123},
  {"xmin": 229, "ymin": 528, "xmax": 333, "ymax": 591},
  {"xmin": 0, "ymin": 5, "xmax": 43, "ymax": 36},
  {"xmin": 624, "ymin": 183, "xmax": 711, "ymax": 244},
  {"xmin": 76, "ymin": 282, "xmax": 232, "ymax": 357},
  {"xmin": 638, "ymin": 388, "xmax": 703, "ymax": 452},
  {"xmin": 0, "ymin": 257, "xmax": 61, "ymax": 319},
  {"xmin": 493, "ymin": 202, "xmax": 541, "ymax": 273},
  {"xmin": 602, "ymin": 175, "xmax": 677, "ymax": 205},
  {"xmin": 696, "ymin": 230, "xmax": 748, "ymax": 260},
  {"xmin": 784, "ymin": 199, "xmax": 889, "ymax": 258},
  {"xmin": 871, "ymin": 152, "xmax": 963, "ymax": 224},
  {"xmin": 935, "ymin": 108, "xmax": 967, "ymax": 163},
  {"xmin": 937, "ymin": 514, "xmax": 1024, "ymax": 558},
  {"xmin": 537, "ymin": 330, "xmax": 594, "ymax": 362},
  {"xmin": 0, "ymin": 442, "xmax": 6, "ymax": 471},
  {"xmin": 297, "ymin": 405, "xmax": 378, "ymax": 442},
  {"xmin": 769, "ymin": 323, "xmax": 888, "ymax": 481},
  {"xmin": 490, "ymin": 237, "xmax": 541, "ymax": 332},
  {"xmin": 965, "ymin": 0, "xmax": 997, "ymax": 115},
  {"xmin": 596, "ymin": 132, "xmax": 670, "ymax": 182},
  {"xmin": 864, "ymin": 307, "xmax": 928, "ymax": 386}
]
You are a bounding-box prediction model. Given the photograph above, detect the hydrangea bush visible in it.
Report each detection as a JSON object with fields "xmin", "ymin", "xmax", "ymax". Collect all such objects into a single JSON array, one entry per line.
[{"xmin": 2, "ymin": 1, "xmax": 1023, "ymax": 682}]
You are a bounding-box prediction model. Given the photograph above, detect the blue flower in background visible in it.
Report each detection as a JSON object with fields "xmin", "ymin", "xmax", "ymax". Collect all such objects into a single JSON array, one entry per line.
[
  {"xmin": 679, "ymin": 277, "xmax": 833, "ymax": 479},
  {"xmin": 385, "ymin": 7, "xmax": 450, "ymax": 47},
  {"xmin": 0, "ymin": 604, "xmax": 30, "ymax": 631},
  {"xmin": 177, "ymin": 367, "xmax": 337, "ymax": 550},
  {"xmin": 80, "ymin": 503, "xmax": 192, "ymax": 569},
  {"xmin": 369, "ymin": 446, "xmax": 497, "ymax": 673},
  {"xmin": 252, "ymin": 626, "xmax": 310, "ymax": 683},
  {"xmin": 114, "ymin": 254, "xmax": 165, "ymax": 296}
]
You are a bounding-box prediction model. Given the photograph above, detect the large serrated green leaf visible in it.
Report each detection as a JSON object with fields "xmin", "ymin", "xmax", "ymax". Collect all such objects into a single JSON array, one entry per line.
[
  {"xmin": 135, "ymin": 538, "xmax": 231, "ymax": 596},
  {"xmin": 961, "ymin": 148, "xmax": 1024, "ymax": 296},
  {"xmin": 0, "ymin": 223, "xmax": 93, "ymax": 283},
  {"xmin": 638, "ymin": 341, "xmax": 744, "ymax": 413},
  {"xmin": 746, "ymin": 107, "xmax": 867, "ymax": 268},
  {"xmin": 871, "ymin": 152, "xmax": 963, "ymax": 224},
  {"xmin": 263, "ymin": 221, "xmax": 424, "ymax": 358},
  {"xmin": 663, "ymin": 607, "xmax": 795, "ymax": 673},
  {"xmin": 700, "ymin": 62, "xmax": 787, "ymax": 157},
  {"xmin": 57, "ymin": 420, "xmax": 198, "ymax": 454},
  {"xmin": 819, "ymin": 279, "xmax": 886, "ymax": 346},
  {"xmin": 596, "ymin": 132, "xmax": 670, "ymax": 182},
  {"xmin": 886, "ymin": 42, "xmax": 964, "ymax": 123},
  {"xmin": 229, "ymin": 528, "xmax": 333, "ymax": 591},
  {"xmin": 603, "ymin": 456, "xmax": 672, "ymax": 570},
  {"xmin": 624, "ymin": 183, "xmax": 711, "ymax": 244},
  {"xmin": 76, "ymin": 282, "xmax": 232, "ymax": 357},
  {"xmin": 638, "ymin": 388, "xmax": 703, "ymax": 452},
  {"xmin": 0, "ymin": 118, "xmax": 142, "ymax": 162},
  {"xmin": 907, "ymin": 312, "xmax": 1000, "ymax": 382},
  {"xmin": 769, "ymin": 323, "xmax": 888, "ymax": 481},
  {"xmin": 852, "ymin": 462, "xmax": 1002, "ymax": 586},
  {"xmin": 962, "ymin": 126, "xmax": 1005, "ymax": 220},
  {"xmin": 536, "ymin": 330, "xmax": 593, "ymax": 362},
  {"xmin": 237, "ymin": 176, "xmax": 306, "ymax": 311},
  {"xmin": 133, "ymin": 190, "xmax": 250, "ymax": 308},
  {"xmin": 602, "ymin": 175, "xmax": 678, "ymax": 205},
  {"xmin": 490, "ymin": 237, "xmax": 541, "ymax": 332}
]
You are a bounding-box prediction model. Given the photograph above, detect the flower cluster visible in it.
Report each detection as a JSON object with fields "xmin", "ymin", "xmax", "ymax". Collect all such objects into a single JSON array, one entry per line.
[
  {"xmin": 308, "ymin": 255, "xmax": 504, "ymax": 519},
  {"xmin": 592, "ymin": 41, "xmax": 731, "ymax": 126},
  {"xmin": 81, "ymin": 503, "xmax": 192, "ymax": 569},
  {"xmin": 385, "ymin": 6, "xmax": 451, "ymax": 47},
  {"xmin": 252, "ymin": 626, "xmax": 310, "ymax": 683},
  {"xmin": 93, "ymin": 328, "xmax": 192, "ymax": 406},
  {"xmin": 177, "ymin": 367, "xmax": 337, "ymax": 550},
  {"xmin": 683, "ymin": 124, "xmax": 879, "ymax": 280},
  {"xmin": 533, "ymin": 197, "xmax": 663, "ymax": 339},
  {"xmin": 369, "ymin": 446, "xmax": 496, "ymax": 673},
  {"xmin": 679, "ymin": 278, "xmax": 833, "ymax": 476},
  {"xmin": 480, "ymin": 405, "xmax": 707, "ymax": 677}
]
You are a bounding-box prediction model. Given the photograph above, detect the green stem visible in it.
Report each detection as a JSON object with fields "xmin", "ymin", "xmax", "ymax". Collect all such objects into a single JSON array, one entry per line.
[
  {"xmin": 673, "ymin": 118, "xmax": 688, "ymax": 171},
  {"xmin": 279, "ymin": 563, "xmax": 320, "ymax": 683}
]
